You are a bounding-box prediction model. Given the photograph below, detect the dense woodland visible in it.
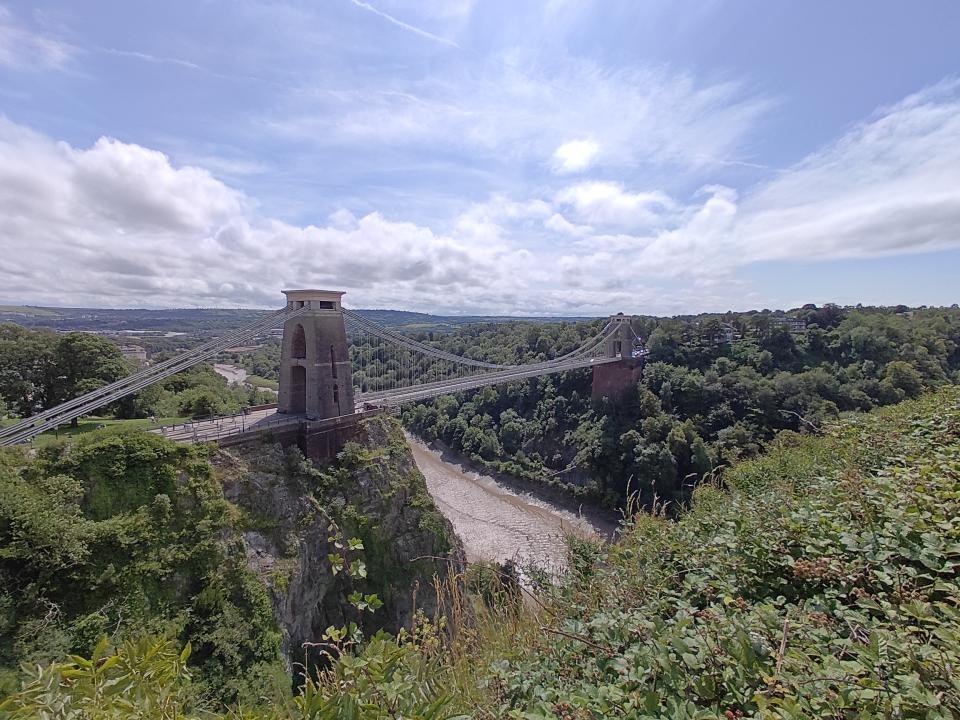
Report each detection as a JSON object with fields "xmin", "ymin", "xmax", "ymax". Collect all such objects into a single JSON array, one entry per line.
[
  {"xmin": 0, "ymin": 432, "xmax": 286, "ymax": 702},
  {"xmin": 0, "ymin": 324, "xmax": 270, "ymax": 422},
  {"xmin": 402, "ymin": 305, "xmax": 960, "ymax": 506}
]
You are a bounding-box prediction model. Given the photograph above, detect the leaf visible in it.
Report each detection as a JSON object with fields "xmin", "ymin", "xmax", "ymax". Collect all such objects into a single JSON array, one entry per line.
[{"xmin": 349, "ymin": 559, "xmax": 367, "ymax": 579}]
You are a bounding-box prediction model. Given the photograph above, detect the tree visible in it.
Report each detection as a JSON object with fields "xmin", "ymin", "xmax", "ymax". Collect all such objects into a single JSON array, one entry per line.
[
  {"xmin": 46, "ymin": 334, "xmax": 127, "ymax": 424},
  {"xmin": 0, "ymin": 324, "xmax": 57, "ymax": 416},
  {"xmin": 499, "ymin": 419, "xmax": 524, "ymax": 454},
  {"xmin": 883, "ymin": 360, "xmax": 923, "ymax": 398},
  {"xmin": 646, "ymin": 326, "xmax": 685, "ymax": 365}
]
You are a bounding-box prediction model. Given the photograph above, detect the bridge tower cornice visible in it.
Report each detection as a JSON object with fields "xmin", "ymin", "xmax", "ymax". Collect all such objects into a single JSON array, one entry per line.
[{"xmin": 282, "ymin": 289, "xmax": 345, "ymax": 312}]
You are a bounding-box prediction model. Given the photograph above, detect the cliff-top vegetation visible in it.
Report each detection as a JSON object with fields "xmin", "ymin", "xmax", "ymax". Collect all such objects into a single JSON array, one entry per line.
[{"xmin": 2, "ymin": 386, "xmax": 958, "ymax": 718}]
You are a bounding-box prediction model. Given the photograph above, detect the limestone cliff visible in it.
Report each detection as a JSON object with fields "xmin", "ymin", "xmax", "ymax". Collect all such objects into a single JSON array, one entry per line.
[{"xmin": 213, "ymin": 414, "xmax": 464, "ymax": 672}]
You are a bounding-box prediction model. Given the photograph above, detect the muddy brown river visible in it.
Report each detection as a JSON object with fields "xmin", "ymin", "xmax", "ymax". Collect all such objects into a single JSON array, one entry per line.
[{"xmin": 407, "ymin": 433, "xmax": 617, "ymax": 575}]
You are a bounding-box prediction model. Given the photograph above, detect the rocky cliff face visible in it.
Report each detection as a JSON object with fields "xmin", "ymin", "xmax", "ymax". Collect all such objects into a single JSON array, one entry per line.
[{"xmin": 214, "ymin": 414, "xmax": 464, "ymax": 673}]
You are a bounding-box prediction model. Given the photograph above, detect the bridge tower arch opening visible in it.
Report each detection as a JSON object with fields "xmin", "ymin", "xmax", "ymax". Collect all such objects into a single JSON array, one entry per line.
[{"xmin": 278, "ymin": 290, "xmax": 355, "ymax": 419}]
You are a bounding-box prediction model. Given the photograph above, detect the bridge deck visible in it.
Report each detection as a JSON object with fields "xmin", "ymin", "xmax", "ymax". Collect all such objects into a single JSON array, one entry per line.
[{"xmin": 153, "ymin": 407, "xmax": 296, "ymax": 443}]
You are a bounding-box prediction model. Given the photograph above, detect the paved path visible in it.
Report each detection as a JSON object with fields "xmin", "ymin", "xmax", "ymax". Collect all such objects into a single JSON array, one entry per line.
[{"xmin": 153, "ymin": 408, "xmax": 293, "ymax": 443}]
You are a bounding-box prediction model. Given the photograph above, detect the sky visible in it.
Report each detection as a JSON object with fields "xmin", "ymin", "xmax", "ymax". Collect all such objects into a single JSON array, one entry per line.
[{"xmin": 0, "ymin": 0, "xmax": 958, "ymax": 315}]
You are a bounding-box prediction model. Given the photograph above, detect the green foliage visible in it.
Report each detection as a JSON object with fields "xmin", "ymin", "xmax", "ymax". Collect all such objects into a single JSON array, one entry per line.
[
  {"xmin": 464, "ymin": 561, "xmax": 521, "ymax": 608},
  {"xmin": 294, "ymin": 631, "xmax": 467, "ymax": 720},
  {"xmin": 3, "ymin": 389, "xmax": 960, "ymax": 717},
  {"xmin": 1, "ymin": 632, "xmax": 466, "ymax": 720},
  {"xmin": 47, "ymin": 333, "xmax": 129, "ymax": 410},
  {"xmin": 482, "ymin": 387, "xmax": 960, "ymax": 717},
  {"xmin": 0, "ymin": 432, "xmax": 285, "ymax": 705},
  {"xmin": 0, "ymin": 324, "xmax": 261, "ymax": 429},
  {"xmin": 0, "ymin": 324, "xmax": 126, "ymax": 419},
  {"xmin": 144, "ymin": 365, "xmax": 249, "ymax": 420},
  {"xmin": 0, "ymin": 636, "xmax": 197, "ymax": 719}
]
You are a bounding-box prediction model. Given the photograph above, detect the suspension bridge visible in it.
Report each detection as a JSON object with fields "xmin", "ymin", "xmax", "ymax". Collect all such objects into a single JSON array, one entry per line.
[{"xmin": 0, "ymin": 289, "xmax": 646, "ymax": 449}]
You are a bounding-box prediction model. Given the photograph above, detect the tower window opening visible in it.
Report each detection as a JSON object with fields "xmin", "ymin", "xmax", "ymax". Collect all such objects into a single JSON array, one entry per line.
[
  {"xmin": 333, "ymin": 384, "xmax": 340, "ymax": 405},
  {"xmin": 330, "ymin": 345, "xmax": 337, "ymax": 378}
]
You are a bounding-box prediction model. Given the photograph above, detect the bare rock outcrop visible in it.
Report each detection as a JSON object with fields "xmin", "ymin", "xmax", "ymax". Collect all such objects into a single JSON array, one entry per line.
[{"xmin": 214, "ymin": 415, "xmax": 464, "ymax": 673}]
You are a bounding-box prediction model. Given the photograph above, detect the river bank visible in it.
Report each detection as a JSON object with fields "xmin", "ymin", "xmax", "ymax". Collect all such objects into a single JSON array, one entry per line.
[{"xmin": 406, "ymin": 432, "xmax": 618, "ymax": 576}]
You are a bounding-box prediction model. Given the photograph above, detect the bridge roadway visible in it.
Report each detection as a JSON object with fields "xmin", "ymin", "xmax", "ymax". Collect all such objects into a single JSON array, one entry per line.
[
  {"xmin": 153, "ymin": 354, "xmax": 623, "ymax": 444},
  {"xmin": 356, "ymin": 354, "xmax": 621, "ymax": 407}
]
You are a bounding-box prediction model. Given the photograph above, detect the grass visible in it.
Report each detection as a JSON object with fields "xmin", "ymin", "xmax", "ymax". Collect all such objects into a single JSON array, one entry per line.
[
  {"xmin": 247, "ymin": 375, "xmax": 280, "ymax": 391},
  {"xmin": 0, "ymin": 305, "xmax": 60, "ymax": 316},
  {"xmin": 1, "ymin": 415, "xmax": 191, "ymax": 447}
]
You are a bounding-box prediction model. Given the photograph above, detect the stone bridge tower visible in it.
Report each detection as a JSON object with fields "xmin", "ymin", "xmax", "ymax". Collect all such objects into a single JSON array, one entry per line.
[
  {"xmin": 278, "ymin": 290, "xmax": 355, "ymax": 420},
  {"xmin": 591, "ymin": 314, "xmax": 645, "ymax": 404}
]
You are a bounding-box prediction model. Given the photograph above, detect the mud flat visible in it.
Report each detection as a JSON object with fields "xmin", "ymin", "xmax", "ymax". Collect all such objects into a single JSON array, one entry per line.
[
  {"xmin": 213, "ymin": 363, "xmax": 248, "ymax": 385},
  {"xmin": 407, "ymin": 433, "xmax": 617, "ymax": 575}
]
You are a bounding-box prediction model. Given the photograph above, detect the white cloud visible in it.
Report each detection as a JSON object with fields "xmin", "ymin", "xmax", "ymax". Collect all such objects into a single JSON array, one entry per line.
[
  {"xmin": 550, "ymin": 139, "xmax": 599, "ymax": 173},
  {"xmin": 0, "ymin": 6, "xmax": 72, "ymax": 70},
  {"xmin": 0, "ymin": 118, "xmax": 515, "ymax": 312},
  {"xmin": 346, "ymin": 0, "xmax": 459, "ymax": 48},
  {"xmin": 730, "ymin": 80, "xmax": 960, "ymax": 263},
  {"xmin": 555, "ymin": 181, "xmax": 674, "ymax": 228},
  {"xmin": 544, "ymin": 212, "xmax": 588, "ymax": 236},
  {"xmin": 265, "ymin": 52, "xmax": 771, "ymax": 175},
  {"xmin": 1, "ymin": 80, "xmax": 959, "ymax": 315},
  {"xmin": 541, "ymin": 80, "xmax": 960, "ymax": 292}
]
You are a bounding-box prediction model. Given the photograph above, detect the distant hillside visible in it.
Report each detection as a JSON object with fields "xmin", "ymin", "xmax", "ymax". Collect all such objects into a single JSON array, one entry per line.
[
  {"xmin": 0, "ymin": 306, "xmax": 267, "ymax": 333},
  {"xmin": 0, "ymin": 305, "xmax": 594, "ymax": 334}
]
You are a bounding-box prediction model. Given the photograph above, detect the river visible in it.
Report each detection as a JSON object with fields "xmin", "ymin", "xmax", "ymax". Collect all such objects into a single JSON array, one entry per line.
[{"xmin": 407, "ymin": 433, "xmax": 617, "ymax": 575}]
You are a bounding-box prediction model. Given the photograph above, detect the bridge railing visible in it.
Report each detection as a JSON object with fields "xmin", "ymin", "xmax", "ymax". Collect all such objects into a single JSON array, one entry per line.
[{"xmin": 154, "ymin": 410, "xmax": 300, "ymax": 443}]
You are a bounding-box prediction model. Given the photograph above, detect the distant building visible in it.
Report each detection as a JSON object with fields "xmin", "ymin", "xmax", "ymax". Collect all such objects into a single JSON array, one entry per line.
[
  {"xmin": 714, "ymin": 322, "xmax": 742, "ymax": 344},
  {"xmin": 120, "ymin": 344, "xmax": 148, "ymax": 363},
  {"xmin": 770, "ymin": 316, "xmax": 807, "ymax": 333}
]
